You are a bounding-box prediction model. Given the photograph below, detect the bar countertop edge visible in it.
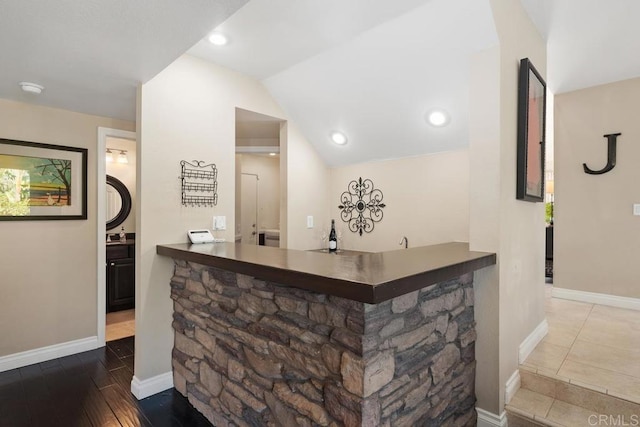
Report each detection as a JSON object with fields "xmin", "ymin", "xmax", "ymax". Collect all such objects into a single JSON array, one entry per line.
[{"xmin": 156, "ymin": 242, "xmax": 496, "ymax": 304}]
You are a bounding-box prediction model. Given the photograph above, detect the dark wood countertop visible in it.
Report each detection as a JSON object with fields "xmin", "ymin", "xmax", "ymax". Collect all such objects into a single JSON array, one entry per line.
[
  {"xmin": 106, "ymin": 239, "xmax": 135, "ymax": 246},
  {"xmin": 156, "ymin": 242, "xmax": 495, "ymax": 304}
]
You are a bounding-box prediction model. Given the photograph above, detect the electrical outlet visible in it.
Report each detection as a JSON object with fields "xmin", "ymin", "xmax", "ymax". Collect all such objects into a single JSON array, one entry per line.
[
  {"xmin": 307, "ymin": 215, "xmax": 314, "ymax": 229},
  {"xmin": 634, "ymin": 204, "xmax": 640, "ymax": 216},
  {"xmin": 213, "ymin": 216, "xmax": 226, "ymax": 230}
]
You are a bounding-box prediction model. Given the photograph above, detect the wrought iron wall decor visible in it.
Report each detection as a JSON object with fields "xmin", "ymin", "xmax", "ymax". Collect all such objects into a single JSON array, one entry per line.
[
  {"xmin": 180, "ymin": 160, "xmax": 218, "ymax": 207},
  {"xmin": 338, "ymin": 177, "xmax": 386, "ymax": 236},
  {"xmin": 583, "ymin": 133, "xmax": 621, "ymax": 175}
]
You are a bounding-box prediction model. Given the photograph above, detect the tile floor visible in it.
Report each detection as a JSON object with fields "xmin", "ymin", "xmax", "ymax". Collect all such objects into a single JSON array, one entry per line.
[
  {"xmin": 106, "ymin": 309, "xmax": 135, "ymax": 342},
  {"xmin": 523, "ymin": 286, "xmax": 640, "ymax": 405},
  {"xmin": 509, "ymin": 284, "xmax": 640, "ymax": 426}
]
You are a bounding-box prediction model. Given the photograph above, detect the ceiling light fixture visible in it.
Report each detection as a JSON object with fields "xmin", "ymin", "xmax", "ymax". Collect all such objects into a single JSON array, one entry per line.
[
  {"xmin": 330, "ymin": 131, "xmax": 348, "ymax": 145},
  {"xmin": 208, "ymin": 32, "xmax": 228, "ymax": 46},
  {"xmin": 269, "ymin": 152, "xmax": 276, "ymax": 156},
  {"xmin": 19, "ymin": 82, "xmax": 44, "ymax": 94},
  {"xmin": 106, "ymin": 149, "xmax": 114, "ymax": 163},
  {"xmin": 117, "ymin": 150, "xmax": 128, "ymax": 164},
  {"xmin": 426, "ymin": 109, "xmax": 450, "ymax": 127}
]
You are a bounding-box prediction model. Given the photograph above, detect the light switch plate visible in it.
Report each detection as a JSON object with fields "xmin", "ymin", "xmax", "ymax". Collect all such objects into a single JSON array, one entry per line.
[
  {"xmin": 213, "ymin": 216, "xmax": 226, "ymax": 230},
  {"xmin": 307, "ymin": 215, "xmax": 314, "ymax": 229},
  {"xmin": 634, "ymin": 204, "xmax": 640, "ymax": 216}
]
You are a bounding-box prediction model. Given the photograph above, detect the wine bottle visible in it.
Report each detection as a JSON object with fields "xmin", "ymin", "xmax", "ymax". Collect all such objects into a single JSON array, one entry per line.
[{"xmin": 329, "ymin": 219, "xmax": 337, "ymax": 252}]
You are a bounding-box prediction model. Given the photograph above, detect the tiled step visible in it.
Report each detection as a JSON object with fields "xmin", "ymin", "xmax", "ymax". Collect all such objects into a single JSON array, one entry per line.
[
  {"xmin": 506, "ymin": 368, "xmax": 640, "ymax": 426},
  {"xmin": 507, "ymin": 405, "xmax": 553, "ymax": 427}
]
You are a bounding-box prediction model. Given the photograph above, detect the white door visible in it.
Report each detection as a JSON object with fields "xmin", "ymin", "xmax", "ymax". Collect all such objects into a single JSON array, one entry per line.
[{"xmin": 241, "ymin": 174, "xmax": 258, "ymax": 245}]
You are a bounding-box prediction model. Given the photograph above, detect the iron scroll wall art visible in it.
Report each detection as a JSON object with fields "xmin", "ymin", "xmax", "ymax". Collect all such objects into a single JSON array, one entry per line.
[
  {"xmin": 338, "ymin": 177, "xmax": 386, "ymax": 236},
  {"xmin": 180, "ymin": 160, "xmax": 218, "ymax": 207}
]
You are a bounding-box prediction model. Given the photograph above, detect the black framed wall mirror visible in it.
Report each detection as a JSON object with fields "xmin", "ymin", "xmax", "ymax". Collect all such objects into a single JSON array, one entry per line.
[{"xmin": 106, "ymin": 175, "xmax": 132, "ymax": 230}]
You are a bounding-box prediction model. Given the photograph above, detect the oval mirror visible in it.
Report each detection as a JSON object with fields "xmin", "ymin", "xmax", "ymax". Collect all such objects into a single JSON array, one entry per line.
[{"xmin": 106, "ymin": 175, "xmax": 132, "ymax": 230}]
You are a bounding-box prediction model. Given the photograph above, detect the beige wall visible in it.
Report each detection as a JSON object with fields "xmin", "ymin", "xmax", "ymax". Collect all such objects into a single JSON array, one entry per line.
[
  {"xmin": 555, "ymin": 77, "xmax": 640, "ymax": 299},
  {"xmin": 284, "ymin": 123, "xmax": 331, "ymax": 250},
  {"xmin": 469, "ymin": 45, "xmax": 502, "ymax": 414},
  {"xmin": 106, "ymin": 137, "xmax": 136, "ymax": 234},
  {"xmin": 0, "ymin": 98, "xmax": 134, "ymax": 357},
  {"xmin": 494, "ymin": 0, "xmax": 547, "ymax": 411},
  {"xmin": 136, "ymin": 54, "xmax": 330, "ymax": 380},
  {"xmin": 469, "ymin": 0, "xmax": 547, "ymax": 413},
  {"xmin": 329, "ymin": 150, "xmax": 469, "ymax": 253}
]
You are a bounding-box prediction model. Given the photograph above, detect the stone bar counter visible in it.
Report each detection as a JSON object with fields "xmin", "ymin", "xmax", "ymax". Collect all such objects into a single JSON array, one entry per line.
[{"xmin": 156, "ymin": 242, "xmax": 495, "ymax": 427}]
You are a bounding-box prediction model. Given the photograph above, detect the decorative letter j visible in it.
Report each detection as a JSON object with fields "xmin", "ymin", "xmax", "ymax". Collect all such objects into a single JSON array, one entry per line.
[{"xmin": 583, "ymin": 133, "xmax": 621, "ymax": 175}]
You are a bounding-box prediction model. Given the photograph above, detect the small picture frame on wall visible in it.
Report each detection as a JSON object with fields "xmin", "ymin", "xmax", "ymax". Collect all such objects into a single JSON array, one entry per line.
[
  {"xmin": 0, "ymin": 138, "xmax": 87, "ymax": 220},
  {"xmin": 516, "ymin": 58, "xmax": 546, "ymax": 202}
]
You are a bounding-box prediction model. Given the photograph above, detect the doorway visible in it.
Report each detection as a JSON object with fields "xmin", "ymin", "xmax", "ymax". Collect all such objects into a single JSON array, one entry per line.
[
  {"xmin": 235, "ymin": 108, "xmax": 284, "ymax": 247},
  {"xmin": 105, "ymin": 136, "xmax": 136, "ymax": 342},
  {"xmin": 544, "ymin": 96, "xmax": 554, "ymax": 283},
  {"xmin": 97, "ymin": 127, "xmax": 136, "ymax": 347},
  {"xmin": 240, "ymin": 173, "xmax": 258, "ymax": 244}
]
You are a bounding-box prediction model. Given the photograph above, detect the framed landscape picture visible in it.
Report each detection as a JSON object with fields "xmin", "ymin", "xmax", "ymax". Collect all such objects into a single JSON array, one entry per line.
[
  {"xmin": 0, "ymin": 138, "xmax": 87, "ymax": 220},
  {"xmin": 516, "ymin": 57, "xmax": 547, "ymax": 202}
]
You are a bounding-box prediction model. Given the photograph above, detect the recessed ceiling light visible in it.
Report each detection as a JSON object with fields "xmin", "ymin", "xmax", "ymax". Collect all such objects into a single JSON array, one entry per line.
[
  {"xmin": 426, "ymin": 109, "xmax": 450, "ymax": 127},
  {"xmin": 330, "ymin": 131, "xmax": 348, "ymax": 145},
  {"xmin": 19, "ymin": 82, "xmax": 44, "ymax": 95},
  {"xmin": 208, "ymin": 32, "xmax": 228, "ymax": 46}
]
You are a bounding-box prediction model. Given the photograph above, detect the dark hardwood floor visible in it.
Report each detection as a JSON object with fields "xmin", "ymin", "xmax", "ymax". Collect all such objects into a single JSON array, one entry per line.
[{"xmin": 0, "ymin": 337, "xmax": 212, "ymax": 427}]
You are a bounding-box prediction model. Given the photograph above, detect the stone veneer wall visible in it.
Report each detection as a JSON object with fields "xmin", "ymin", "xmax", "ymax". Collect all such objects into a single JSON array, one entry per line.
[{"xmin": 169, "ymin": 260, "xmax": 477, "ymax": 427}]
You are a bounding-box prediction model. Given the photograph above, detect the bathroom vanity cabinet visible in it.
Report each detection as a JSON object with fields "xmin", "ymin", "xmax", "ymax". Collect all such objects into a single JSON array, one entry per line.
[{"xmin": 106, "ymin": 241, "xmax": 135, "ymax": 312}]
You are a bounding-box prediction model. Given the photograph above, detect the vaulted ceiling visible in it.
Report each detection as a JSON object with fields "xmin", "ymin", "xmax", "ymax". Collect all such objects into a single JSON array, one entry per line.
[
  {"xmin": 190, "ymin": 0, "xmax": 498, "ymax": 167},
  {"xmin": 0, "ymin": 0, "xmax": 248, "ymax": 121},
  {"xmin": 520, "ymin": 0, "xmax": 640, "ymax": 94},
  {"xmin": 1, "ymin": 0, "xmax": 639, "ymax": 167}
]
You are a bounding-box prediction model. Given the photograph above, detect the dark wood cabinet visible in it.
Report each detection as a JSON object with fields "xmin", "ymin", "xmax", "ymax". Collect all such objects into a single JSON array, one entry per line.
[
  {"xmin": 107, "ymin": 242, "xmax": 135, "ymax": 312},
  {"xmin": 545, "ymin": 226, "xmax": 553, "ymax": 278}
]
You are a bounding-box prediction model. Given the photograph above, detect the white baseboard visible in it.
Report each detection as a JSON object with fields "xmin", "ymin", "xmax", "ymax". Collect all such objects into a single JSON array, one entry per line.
[
  {"xmin": 131, "ymin": 371, "xmax": 174, "ymax": 400},
  {"xmin": 519, "ymin": 318, "xmax": 548, "ymax": 364},
  {"xmin": 505, "ymin": 369, "xmax": 521, "ymax": 404},
  {"xmin": 0, "ymin": 336, "xmax": 98, "ymax": 373},
  {"xmin": 552, "ymin": 287, "xmax": 640, "ymax": 311},
  {"xmin": 476, "ymin": 408, "xmax": 507, "ymax": 427}
]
